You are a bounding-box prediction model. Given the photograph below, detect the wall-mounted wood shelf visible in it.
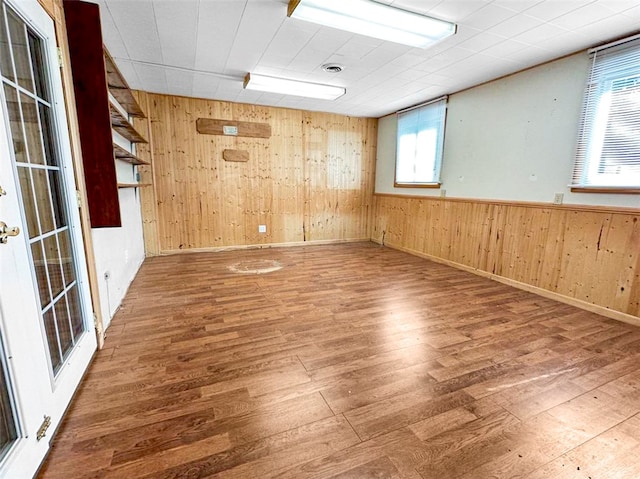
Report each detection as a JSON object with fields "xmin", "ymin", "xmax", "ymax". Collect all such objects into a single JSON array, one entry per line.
[
  {"xmin": 110, "ymin": 103, "xmax": 147, "ymax": 143},
  {"xmin": 113, "ymin": 143, "xmax": 149, "ymax": 165},
  {"xmin": 103, "ymin": 49, "xmax": 145, "ymax": 118},
  {"xmin": 117, "ymin": 183, "xmax": 151, "ymax": 189}
]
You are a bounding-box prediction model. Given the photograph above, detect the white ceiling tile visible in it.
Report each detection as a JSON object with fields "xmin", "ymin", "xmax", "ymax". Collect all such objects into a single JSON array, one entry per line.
[
  {"xmin": 164, "ymin": 69, "xmax": 195, "ymax": 98},
  {"xmin": 429, "ymin": 46, "xmax": 476, "ymax": 68},
  {"xmin": 488, "ymin": 14, "xmax": 545, "ymax": 38},
  {"xmin": 330, "ymin": 67, "xmax": 369, "ymax": 83},
  {"xmin": 111, "ymin": 59, "xmax": 141, "ymax": 89},
  {"xmin": 286, "ymin": 50, "xmax": 325, "ymax": 72},
  {"xmin": 621, "ymin": 4, "xmax": 640, "ymax": 19},
  {"xmin": 398, "ymin": 86, "xmax": 444, "ymax": 103},
  {"xmin": 252, "ymin": 66, "xmax": 285, "ymax": 77},
  {"xmin": 512, "ymin": 22, "xmax": 568, "ymax": 44},
  {"xmin": 259, "ymin": 50, "xmax": 296, "ymax": 69},
  {"xmin": 461, "ymin": 4, "xmax": 520, "ymax": 29},
  {"xmin": 194, "ymin": 1, "xmax": 247, "ymax": 72},
  {"xmin": 573, "ymin": 15, "xmax": 639, "ymax": 44},
  {"xmin": 388, "ymin": 52, "xmax": 430, "ymax": 69},
  {"xmin": 95, "ymin": 0, "xmax": 128, "ymax": 59},
  {"xmin": 223, "ymin": 1, "xmax": 288, "ymax": 75},
  {"xmin": 595, "ymin": 0, "xmax": 640, "ymax": 13},
  {"xmin": 417, "ymin": 72, "xmax": 453, "ymax": 86},
  {"xmin": 358, "ymin": 43, "xmax": 413, "ymax": 70},
  {"xmin": 427, "ymin": 1, "xmax": 491, "ymax": 22},
  {"xmin": 492, "ymin": 0, "xmax": 545, "ymax": 12},
  {"xmin": 439, "ymin": 25, "xmax": 483, "ymax": 49},
  {"xmin": 388, "ymin": 0, "xmax": 444, "ymax": 15},
  {"xmin": 305, "ymin": 30, "xmax": 352, "ymax": 55},
  {"xmin": 154, "ymin": 1, "xmax": 199, "ymax": 69},
  {"xmin": 481, "ymin": 39, "xmax": 531, "ymax": 58},
  {"xmin": 263, "ymin": 23, "xmax": 320, "ymax": 64},
  {"xmin": 214, "ymin": 80, "xmax": 244, "ymax": 102},
  {"xmin": 413, "ymin": 55, "xmax": 453, "ymax": 73},
  {"xmin": 192, "ymin": 74, "xmax": 221, "ymax": 100},
  {"xmin": 533, "ymin": 30, "xmax": 591, "ymax": 52},
  {"xmin": 456, "ymin": 32, "xmax": 508, "ymax": 52},
  {"xmin": 524, "ymin": 0, "xmax": 597, "ymax": 21},
  {"xmin": 410, "ymin": 39, "xmax": 457, "ymax": 59},
  {"xmin": 133, "ymin": 62, "xmax": 168, "ymax": 93},
  {"xmin": 104, "ymin": 0, "xmax": 162, "ymax": 63},
  {"xmin": 501, "ymin": 45, "xmax": 553, "ymax": 65},
  {"xmin": 238, "ymin": 89, "xmax": 267, "ymax": 105},
  {"xmin": 550, "ymin": 2, "xmax": 619, "ymax": 29},
  {"xmin": 336, "ymin": 39, "xmax": 380, "ymax": 60}
]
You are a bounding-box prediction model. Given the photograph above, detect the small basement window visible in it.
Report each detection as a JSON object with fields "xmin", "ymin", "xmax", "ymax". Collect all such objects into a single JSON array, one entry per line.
[
  {"xmin": 395, "ymin": 96, "xmax": 447, "ymax": 188},
  {"xmin": 571, "ymin": 35, "xmax": 640, "ymax": 193}
]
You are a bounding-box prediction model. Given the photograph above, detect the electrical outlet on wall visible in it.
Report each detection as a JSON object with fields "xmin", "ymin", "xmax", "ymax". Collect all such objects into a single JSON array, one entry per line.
[
  {"xmin": 553, "ymin": 193, "xmax": 564, "ymax": 205},
  {"xmin": 258, "ymin": 225, "xmax": 267, "ymax": 233}
]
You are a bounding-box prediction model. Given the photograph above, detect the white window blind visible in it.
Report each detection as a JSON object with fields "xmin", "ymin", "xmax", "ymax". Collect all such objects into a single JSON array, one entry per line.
[
  {"xmin": 572, "ymin": 35, "xmax": 640, "ymax": 190},
  {"xmin": 395, "ymin": 96, "xmax": 447, "ymax": 186}
]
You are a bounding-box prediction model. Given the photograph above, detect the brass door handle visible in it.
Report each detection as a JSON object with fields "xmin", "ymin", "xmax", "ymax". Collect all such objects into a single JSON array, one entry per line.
[{"xmin": 0, "ymin": 221, "xmax": 20, "ymax": 244}]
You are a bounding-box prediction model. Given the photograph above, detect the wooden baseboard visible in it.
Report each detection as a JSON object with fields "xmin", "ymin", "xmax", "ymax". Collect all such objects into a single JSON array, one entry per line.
[
  {"xmin": 373, "ymin": 238, "xmax": 640, "ymax": 328},
  {"xmin": 159, "ymin": 238, "xmax": 371, "ymax": 256}
]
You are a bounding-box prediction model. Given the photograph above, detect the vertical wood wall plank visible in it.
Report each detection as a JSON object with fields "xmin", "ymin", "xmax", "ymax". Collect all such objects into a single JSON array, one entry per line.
[
  {"xmin": 372, "ymin": 195, "xmax": 640, "ymax": 318},
  {"xmin": 132, "ymin": 91, "xmax": 160, "ymax": 256},
  {"xmin": 142, "ymin": 93, "xmax": 377, "ymax": 253}
]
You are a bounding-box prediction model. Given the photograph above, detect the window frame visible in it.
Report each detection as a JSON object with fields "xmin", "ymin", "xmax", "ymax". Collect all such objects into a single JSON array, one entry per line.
[
  {"xmin": 394, "ymin": 96, "xmax": 447, "ymax": 189},
  {"xmin": 571, "ymin": 34, "xmax": 640, "ymax": 194}
]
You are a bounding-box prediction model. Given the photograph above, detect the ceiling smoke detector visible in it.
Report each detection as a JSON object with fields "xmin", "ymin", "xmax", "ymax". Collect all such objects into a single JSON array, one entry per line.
[{"xmin": 322, "ymin": 63, "xmax": 344, "ymax": 73}]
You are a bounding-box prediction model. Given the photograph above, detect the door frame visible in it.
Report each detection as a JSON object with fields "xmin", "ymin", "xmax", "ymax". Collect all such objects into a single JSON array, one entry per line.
[{"xmin": 0, "ymin": 0, "xmax": 98, "ymax": 475}]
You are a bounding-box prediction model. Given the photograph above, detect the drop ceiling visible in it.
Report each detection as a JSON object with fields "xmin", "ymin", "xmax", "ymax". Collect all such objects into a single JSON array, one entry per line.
[{"xmin": 96, "ymin": 0, "xmax": 640, "ymax": 118}]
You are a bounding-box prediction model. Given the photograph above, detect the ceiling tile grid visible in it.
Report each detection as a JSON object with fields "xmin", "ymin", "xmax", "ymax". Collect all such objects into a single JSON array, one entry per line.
[{"xmin": 98, "ymin": 0, "xmax": 640, "ymax": 117}]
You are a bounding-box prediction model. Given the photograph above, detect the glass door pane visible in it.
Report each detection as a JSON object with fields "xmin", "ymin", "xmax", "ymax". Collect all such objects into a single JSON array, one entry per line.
[
  {"xmin": 0, "ymin": 335, "xmax": 17, "ymax": 460},
  {"xmin": 0, "ymin": 2, "xmax": 87, "ymax": 377}
]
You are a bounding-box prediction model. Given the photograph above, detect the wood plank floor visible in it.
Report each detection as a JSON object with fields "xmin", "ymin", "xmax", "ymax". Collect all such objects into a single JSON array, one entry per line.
[{"xmin": 38, "ymin": 242, "xmax": 640, "ymax": 478}]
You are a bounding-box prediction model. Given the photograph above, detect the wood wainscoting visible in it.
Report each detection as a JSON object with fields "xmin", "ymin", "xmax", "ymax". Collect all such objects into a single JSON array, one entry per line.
[
  {"xmin": 372, "ymin": 194, "xmax": 640, "ymax": 323},
  {"xmin": 135, "ymin": 93, "xmax": 377, "ymax": 255}
]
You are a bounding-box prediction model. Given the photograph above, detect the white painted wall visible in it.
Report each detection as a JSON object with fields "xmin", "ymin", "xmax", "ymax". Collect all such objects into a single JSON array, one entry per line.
[
  {"xmin": 375, "ymin": 51, "xmax": 640, "ymax": 209},
  {"xmin": 91, "ymin": 132, "xmax": 145, "ymax": 330}
]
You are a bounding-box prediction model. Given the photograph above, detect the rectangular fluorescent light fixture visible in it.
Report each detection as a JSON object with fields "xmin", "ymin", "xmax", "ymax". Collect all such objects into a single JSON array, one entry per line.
[
  {"xmin": 287, "ymin": 0, "xmax": 456, "ymax": 49},
  {"xmin": 243, "ymin": 73, "xmax": 346, "ymax": 100}
]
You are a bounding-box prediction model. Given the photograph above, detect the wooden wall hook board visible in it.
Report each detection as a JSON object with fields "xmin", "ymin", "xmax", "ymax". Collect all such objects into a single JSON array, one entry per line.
[
  {"xmin": 196, "ymin": 118, "xmax": 271, "ymax": 138},
  {"xmin": 223, "ymin": 149, "xmax": 250, "ymax": 162}
]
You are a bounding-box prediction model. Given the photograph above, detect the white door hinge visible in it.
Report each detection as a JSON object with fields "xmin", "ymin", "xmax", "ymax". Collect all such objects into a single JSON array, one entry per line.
[
  {"xmin": 56, "ymin": 47, "xmax": 63, "ymax": 68},
  {"xmin": 75, "ymin": 190, "xmax": 81, "ymax": 206}
]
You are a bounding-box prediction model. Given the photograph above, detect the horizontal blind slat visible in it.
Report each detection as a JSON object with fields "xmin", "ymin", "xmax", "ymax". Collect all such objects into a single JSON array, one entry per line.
[{"xmin": 571, "ymin": 35, "xmax": 640, "ymax": 189}]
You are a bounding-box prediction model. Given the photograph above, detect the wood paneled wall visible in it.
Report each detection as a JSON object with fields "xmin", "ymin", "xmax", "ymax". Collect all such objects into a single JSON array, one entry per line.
[
  {"xmin": 138, "ymin": 93, "xmax": 377, "ymax": 254},
  {"xmin": 372, "ymin": 194, "xmax": 640, "ymax": 320}
]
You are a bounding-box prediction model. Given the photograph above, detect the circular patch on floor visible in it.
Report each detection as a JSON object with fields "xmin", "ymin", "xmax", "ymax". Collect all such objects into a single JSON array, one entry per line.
[{"xmin": 227, "ymin": 259, "xmax": 283, "ymax": 275}]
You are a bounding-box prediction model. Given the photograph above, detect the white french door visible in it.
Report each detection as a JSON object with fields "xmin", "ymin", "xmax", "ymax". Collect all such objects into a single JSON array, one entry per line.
[{"xmin": 0, "ymin": 0, "xmax": 96, "ymax": 477}]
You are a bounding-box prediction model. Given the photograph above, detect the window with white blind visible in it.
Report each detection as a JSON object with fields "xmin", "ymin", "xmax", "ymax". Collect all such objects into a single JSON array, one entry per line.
[
  {"xmin": 395, "ymin": 96, "xmax": 447, "ymax": 187},
  {"xmin": 572, "ymin": 35, "xmax": 640, "ymax": 192}
]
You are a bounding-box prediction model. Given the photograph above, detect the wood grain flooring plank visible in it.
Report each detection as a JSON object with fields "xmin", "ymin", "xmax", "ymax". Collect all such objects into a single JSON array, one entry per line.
[
  {"xmin": 37, "ymin": 243, "xmax": 640, "ymax": 479},
  {"xmin": 206, "ymin": 416, "xmax": 360, "ymax": 479},
  {"xmin": 523, "ymin": 415, "xmax": 640, "ymax": 479},
  {"xmin": 274, "ymin": 428, "xmax": 426, "ymax": 479}
]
